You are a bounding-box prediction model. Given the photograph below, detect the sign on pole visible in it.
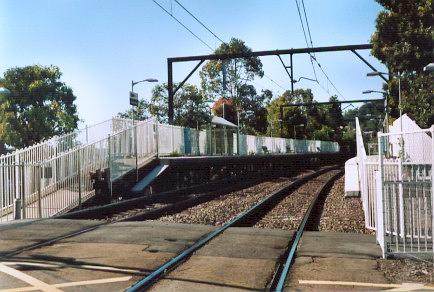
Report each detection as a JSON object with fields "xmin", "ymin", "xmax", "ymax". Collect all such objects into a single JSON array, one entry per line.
[{"xmin": 129, "ymin": 91, "xmax": 139, "ymax": 106}]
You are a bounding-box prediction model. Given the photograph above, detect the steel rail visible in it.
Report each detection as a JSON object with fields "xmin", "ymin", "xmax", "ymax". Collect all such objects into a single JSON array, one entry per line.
[
  {"xmin": 0, "ymin": 175, "xmax": 269, "ymax": 259},
  {"xmin": 126, "ymin": 166, "xmax": 339, "ymax": 291},
  {"xmin": 271, "ymin": 170, "xmax": 343, "ymax": 291}
]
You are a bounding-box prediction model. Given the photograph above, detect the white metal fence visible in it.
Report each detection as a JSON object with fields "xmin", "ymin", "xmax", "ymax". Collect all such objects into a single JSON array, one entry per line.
[
  {"xmin": 155, "ymin": 127, "xmax": 340, "ymax": 156},
  {"xmin": 0, "ymin": 118, "xmax": 155, "ymax": 221},
  {"xmin": 1, "ymin": 118, "xmax": 340, "ymax": 222},
  {"xmin": 355, "ymin": 118, "xmax": 378, "ymax": 230},
  {"xmin": 377, "ymin": 127, "xmax": 434, "ymax": 259}
]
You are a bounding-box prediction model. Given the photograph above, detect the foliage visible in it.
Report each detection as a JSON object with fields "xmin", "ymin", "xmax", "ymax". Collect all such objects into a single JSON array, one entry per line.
[
  {"xmin": 200, "ymin": 38, "xmax": 269, "ymax": 134},
  {"xmin": 211, "ymin": 98, "xmax": 237, "ymax": 124},
  {"xmin": 371, "ymin": 0, "xmax": 434, "ymax": 127},
  {"xmin": 344, "ymin": 102, "xmax": 384, "ymax": 133},
  {"xmin": 200, "ymin": 38, "xmax": 264, "ymax": 102},
  {"xmin": 267, "ymin": 89, "xmax": 348, "ymax": 142},
  {"xmin": 267, "ymin": 89, "xmax": 318, "ymax": 139},
  {"xmin": 150, "ymin": 83, "xmax": 211, "ymax": 129},
  {"xmin": 0, "ymin": 65, "xmax": 79, "ymax": 150},
  {"xmin": 117, "ymin": 99, "xmax": 149, "ymax": 121}
]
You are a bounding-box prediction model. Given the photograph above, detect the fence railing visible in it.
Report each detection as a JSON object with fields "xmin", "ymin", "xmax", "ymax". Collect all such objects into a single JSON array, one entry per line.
[
  {"xmin": 376, "ymin": 127, "xmax": 434, "ymax": 259},
  {"xmin": 0, "ymin": 119, "xmax": 156, "ymax": 221},
  {"xmin": 356, "ymin": 118, "xmax": 376, "ymax": 230},
  {"xmin": 156, "ymin": 126, "xmax": 340, "ymax": 156},
  {"xmin": 1, "ymin": 118, "xmax": 340, "ymax": 222}
]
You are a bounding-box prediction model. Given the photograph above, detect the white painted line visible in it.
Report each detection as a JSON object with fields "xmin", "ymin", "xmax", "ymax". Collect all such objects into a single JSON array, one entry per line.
[
  {"xmin": 388, "ymin": 283, "xmax": 433, "ymax": 291},
  {"xmin": 0, "ymin": 263, "xmax": 62, "ymax": 292},
  {"xmin": 2, "ymin": 261, "xmax": 141, "ymax": 274},
  {"xmin": 0, "ymin": 276, "xmax": 132, "ymax": 292},
  {"xmin": 298, "ymin": 280, "xmax": 434, "ymax": 291}
]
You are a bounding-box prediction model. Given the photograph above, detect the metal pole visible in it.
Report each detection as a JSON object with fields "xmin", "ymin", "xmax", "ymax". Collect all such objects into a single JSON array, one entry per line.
[
  {"xmin": 430, "ymin": 125, "xmax": 434, "ymax": 265},
  {"xmin": 21, "ymin": 162, "xmax": 26, "ymax": 219},
  {"xmin": 134, "ymin": 111, "xmax": 138, "ymax": 182},
  {"xmin": 155, "ymin": 120, "xmax": 159, "ymax": 157},
  {"xmin": 77, "ymin": 149, "xmax": 82, "ymax": 209},
  {"xmin": 37, "ymin": 164, "xmax": 42, "ymax": 218},
  {"xmin": 107, "ymin": 134, "xmax": 112, "ymax": 199},
  {"xmin": 168, "ymin": 60, "xmax": 174, "ymax": 125},
  {"xmin": 85, "ymin": 125, "xmax": 89, "ymax": 144},
  {"xmin": 237, "ymin": 111, "xmax": 240, "ymax": 155},
  {"xmin": 385, "ymin": 91, "xmax": 389, "ymax": 133},
  {"xmin": 290, "ymin": 53, "xmax": 294, "ymax": 93},
  {"xmin": 131, "ymin": 81, "xmax": 138, "ymax": 182},
  {"xmin": 398, "ymin": 73, "xmax": 402, "ymax": 132}
]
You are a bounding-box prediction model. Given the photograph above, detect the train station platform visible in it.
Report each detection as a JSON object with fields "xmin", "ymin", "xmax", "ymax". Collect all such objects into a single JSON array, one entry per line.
[{"xmin": 0, "ymin": 219, "xmax": 413, "ymax": 291}]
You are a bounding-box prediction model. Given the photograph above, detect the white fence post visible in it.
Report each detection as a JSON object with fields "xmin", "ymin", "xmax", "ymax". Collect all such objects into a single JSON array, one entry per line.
[
  {"xmin": 431, "ymin": 125, "xmax": 434, "ymax": 261},
  {"xmin": 375, "ymin": 169, "xmax": 385, "ymax": 258}
]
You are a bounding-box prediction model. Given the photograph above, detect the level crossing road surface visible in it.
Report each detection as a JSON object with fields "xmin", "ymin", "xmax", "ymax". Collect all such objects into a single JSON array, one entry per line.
[{"xmin": 0, "ymin": 219, "xmax": 422, "ymax": 291}]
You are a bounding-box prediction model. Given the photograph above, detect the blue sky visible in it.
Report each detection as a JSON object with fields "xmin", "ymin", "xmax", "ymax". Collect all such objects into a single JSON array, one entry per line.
[{"xmin": 0, "ymin": 0, "xmax": 387, "ymax": 126}]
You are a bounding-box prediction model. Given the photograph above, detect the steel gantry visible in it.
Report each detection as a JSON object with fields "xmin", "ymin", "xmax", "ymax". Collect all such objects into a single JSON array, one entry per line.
[{"xmin": 167, "ymin": 43, "xmax": 387, "ymax": 124}]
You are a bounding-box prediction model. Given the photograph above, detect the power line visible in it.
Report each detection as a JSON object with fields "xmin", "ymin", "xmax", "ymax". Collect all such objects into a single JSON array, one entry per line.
[
  {"xmin": 294, "ymin": 0, "xmax": 346, "ymax": 100},
  {"xmin": 263, "ymin": 75, "xmax": 286, "ymax": 91},
  {"xmin": 294, "ymin": 0, "xmax": 317, "ymax": 81},
  {"xmin": 301, "ymin": 0, "xmax": 314, "ymax": 51},
  {"xmin": 169, "ymin": 0, "xmax": 287, "ymax": 92},
  {"xmin": 152, "ymin": 0, "xmax": 214, "ymax": 51},
  {"xmin": 173, "ymin": 0, "xmax": 225, "ymax": 44}
]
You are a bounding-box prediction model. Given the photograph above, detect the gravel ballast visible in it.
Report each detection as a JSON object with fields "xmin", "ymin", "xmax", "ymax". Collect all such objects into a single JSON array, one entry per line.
[
  {"xmin": 158, "ymin": 178, "xmax": 294, "ymax": 226},
  {"xmin": 254, "ymin": 170, "xmax": 340, "ymax": 230},
  {"xmin": 319, "ymin": 176, "xmax": 372, "ymax": 234},
  {"xmin": 159, "ymin": 169, "xmax": 339, "ymax": 227}
]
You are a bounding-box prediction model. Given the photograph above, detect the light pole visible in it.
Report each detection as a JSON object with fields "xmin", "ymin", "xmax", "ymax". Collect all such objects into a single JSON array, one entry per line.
[
  {"xmin": 130, "ymin": 78, "xmax": 158, "ymax": 181},
  {"xmin": 423, "ymin": 63, "xmax": 434, "ymax": 72},
  {"xmin": 362, "ymin": 89, "xmax": 389, "ymax": 132},
  {"xmin": 0, "ymin": 87, "xmax": 11, "ymax": 96},
  {"xmin": 367, "ymin": 71, "xmax": 402, "ymax": 131}
]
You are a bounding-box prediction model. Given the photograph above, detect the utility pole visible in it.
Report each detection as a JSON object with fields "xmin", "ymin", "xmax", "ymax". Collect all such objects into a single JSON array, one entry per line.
[{"xmin": 290, "ymin": 53, "xmax": 294, "ymax": 93}]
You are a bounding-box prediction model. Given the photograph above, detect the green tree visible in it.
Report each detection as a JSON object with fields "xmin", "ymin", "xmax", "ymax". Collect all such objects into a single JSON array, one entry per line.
[
  {"xmin": 200, "ymin": 38, "xmax": 269, "ymax": 133},
  {"xmin": 150, "ymin": 83, "xmax": 211, "ymax": 129},
  {"xmin": 267, "ymin": 89, "xmax": 306, "ymax": 138},
  {"xmin": 117, "ymin": 99, "xmax": 149, "ymax": 121},
  {"xmin": 317, "ymin": 95, "xmax": 345, "ymax": 141},
  {"xmin": 344, "ymin": 102, "xmax": 384, "ymax": 134},
  {"xmin": 371, "ymin": 0, "xmax": 434, "ymax": 127},
  {"xmin": 0, "ymin": 65, "xmax": 79, "ymax": 150},
  {"xmin": 200, "ymin": 38, "xmax": 264, "ymax": 102}
]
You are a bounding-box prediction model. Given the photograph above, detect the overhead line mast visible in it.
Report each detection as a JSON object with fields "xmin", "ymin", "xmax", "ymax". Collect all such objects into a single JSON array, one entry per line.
[{"xmin": 167, "ymin": 43, "xmax": 381, "ymax": 124}]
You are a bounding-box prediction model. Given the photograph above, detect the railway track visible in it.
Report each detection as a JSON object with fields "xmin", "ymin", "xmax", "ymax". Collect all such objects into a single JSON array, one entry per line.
[
  {"xmin": 126, "ymin": 167, "xmax": 343, "ymax": 291},
  {"xmin": 0, "ymin": 170, "xmax": 311, "ymax": 260}
]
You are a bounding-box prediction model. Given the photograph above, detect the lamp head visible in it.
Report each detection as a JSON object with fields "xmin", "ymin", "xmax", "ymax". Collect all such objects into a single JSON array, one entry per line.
[
  {"xmin": 423, "ymin": 63, "xmax": 434, "ymax": 72},
  {"xmin": 0, "ymin": 87, "xmax": 11, "ymax": 96}
]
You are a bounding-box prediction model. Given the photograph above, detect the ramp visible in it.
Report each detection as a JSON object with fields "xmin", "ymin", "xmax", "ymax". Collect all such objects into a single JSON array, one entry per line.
[{"xmin": 130, "ymin": 164, "xmax": 169, "ymax": 195}]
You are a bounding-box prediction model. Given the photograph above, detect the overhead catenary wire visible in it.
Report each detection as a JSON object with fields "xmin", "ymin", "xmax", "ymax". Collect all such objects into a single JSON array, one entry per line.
[
  {"xmin": 173, "ymin": 0, "xmax": 225, "ymax": 44},
  {"xmin": 152, "ymin": 0, "xmax": 214, "ymax": 51},
  {"xmin": 294, "ymin": 0, "xmax": 346, "ymax": 101},
  {"xmin": 294, "ymin": 0, "xmax": 317, "ymax": 81},
  {"xmin": 155, "ymin": 0, "xmax": 287, "ymax": 92}
]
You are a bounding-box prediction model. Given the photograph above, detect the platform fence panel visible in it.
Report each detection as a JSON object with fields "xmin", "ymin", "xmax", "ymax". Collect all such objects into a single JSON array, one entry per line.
[
  {"xmin": 378, "ymin": 126, "xmax": 434, "ymax": 260},
  {"xmin": 355, "ymin": 118, "xmax": 379, "ymax": 230},
  {"xmin": 1, "ymin": 117, "xmax": 340, "ymax": 222},
  {"xmin": 0, "ymin": 118, "xmax": 157, "ymax": 221}
]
